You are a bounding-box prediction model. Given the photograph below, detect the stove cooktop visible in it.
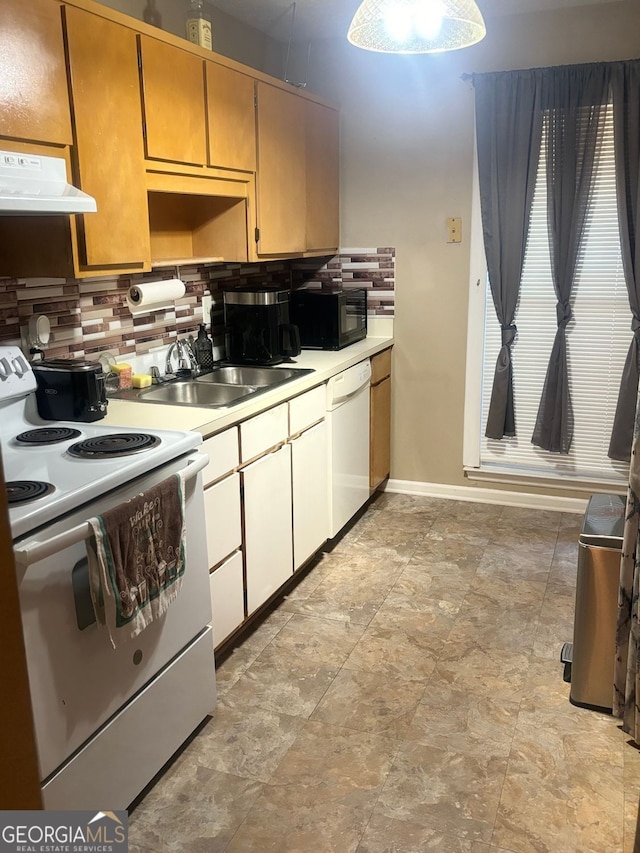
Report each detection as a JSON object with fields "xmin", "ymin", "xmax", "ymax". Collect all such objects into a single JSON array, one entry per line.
[
  {"xmin": 0, "ymin": 346, "xmax": 202, "ymax": 540},
  {"xmin": 4, "ymin": 414, "xmax": 201, "ymax": 541}
]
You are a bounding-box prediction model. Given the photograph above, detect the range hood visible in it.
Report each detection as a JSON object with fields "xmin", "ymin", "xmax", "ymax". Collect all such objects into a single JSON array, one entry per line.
[{"xmin": 0, "ymin": 150, "xmax": 97, "ymax": 215}]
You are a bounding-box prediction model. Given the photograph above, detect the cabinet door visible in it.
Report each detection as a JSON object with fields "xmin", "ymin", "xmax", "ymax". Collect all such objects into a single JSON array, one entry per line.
[
  {"xmin": 291, "ymin": 422, "xmax": 329, "ymax": 570},
  {"xmin": 243, "ymin": 445, "xmax": 293, "ymax": 615},
  {"xmin": 139, "ymin": 35, "xmax": 207, "ymax": 166},
  {"xmin": 370, "ymin": 376, "xmax": 391, "ymax": 490},
  {"xmin": 203, "ymin": 473, "xmax": 242, "ymax": 570},
  {"xmin": 0, "ymin": 0, "xmax": 71, "ymax": 146},
  {"xmin": 206, "ymin": 63, "xmax": 256, "ymax": 172},
  {"xmin": 65, "ymin": 7, "xmax": 150, "ymax": 270},
  {"xmin": 306, "ymin": 100, "xmax": 339, "ymax": 254},
  {"xmin": 255, "ymin": 82, "xmax": 306, "ymax": 255},
  {"xmin": 210, "ymin": 551, "xmax": 245, "ymax": 649}
]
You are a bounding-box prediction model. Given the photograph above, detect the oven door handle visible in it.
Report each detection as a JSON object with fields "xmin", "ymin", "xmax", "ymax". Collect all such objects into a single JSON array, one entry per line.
[{"xmin": 13, "ymin": 451, "xmax": 209, "ymax": 568}]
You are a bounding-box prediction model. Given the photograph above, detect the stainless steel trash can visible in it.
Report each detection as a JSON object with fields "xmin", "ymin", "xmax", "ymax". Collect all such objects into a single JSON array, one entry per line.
[{"xmin": 569, "ymin": 493, "xmax": 625, "ymax": 713}]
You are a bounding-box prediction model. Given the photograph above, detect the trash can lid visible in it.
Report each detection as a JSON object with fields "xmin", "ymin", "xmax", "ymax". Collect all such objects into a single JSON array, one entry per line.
[{"xmin": 579, "ymin": 493, "xmax": 626, "ymax": 547}]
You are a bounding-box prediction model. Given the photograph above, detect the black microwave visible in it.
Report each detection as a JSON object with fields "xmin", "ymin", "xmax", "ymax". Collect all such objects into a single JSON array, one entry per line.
[{"xmin": 290, "ymin": 287, "xmax": 367, "ymax": 350}]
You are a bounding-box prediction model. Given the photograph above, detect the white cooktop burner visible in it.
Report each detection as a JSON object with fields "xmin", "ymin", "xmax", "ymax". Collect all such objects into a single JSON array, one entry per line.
[{"xmin": 0, "ymin": 346, "xmax": 201, "ymax": 540}]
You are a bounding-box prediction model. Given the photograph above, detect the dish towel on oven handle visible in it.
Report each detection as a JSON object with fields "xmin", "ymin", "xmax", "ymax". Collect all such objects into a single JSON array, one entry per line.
[{"xmin": 86, "ymin": 471, "xmax": 187, "ymax": 649}]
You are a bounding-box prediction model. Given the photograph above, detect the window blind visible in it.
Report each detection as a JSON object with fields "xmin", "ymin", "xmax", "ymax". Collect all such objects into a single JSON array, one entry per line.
[{"xmin": 480, "ymin": 104, "xmax": 630, "ymax": 485}]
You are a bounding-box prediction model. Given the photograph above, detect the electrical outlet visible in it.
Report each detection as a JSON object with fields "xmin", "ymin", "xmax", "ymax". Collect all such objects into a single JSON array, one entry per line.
[{"xmin": 201, "ymin": 293, "xmax": 213, "ymax": 326}]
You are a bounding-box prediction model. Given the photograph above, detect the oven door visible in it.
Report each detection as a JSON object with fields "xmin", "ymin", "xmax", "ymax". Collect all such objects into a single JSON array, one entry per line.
[{"xmin": 13, "ymin": 451, "xmax": 213, "ymax": 783}]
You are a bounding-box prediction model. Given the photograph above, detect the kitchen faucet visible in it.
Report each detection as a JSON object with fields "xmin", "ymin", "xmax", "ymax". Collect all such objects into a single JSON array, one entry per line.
[{"xmin": 165, "ymin": 339, "xmax": 199, "ymax": 378}]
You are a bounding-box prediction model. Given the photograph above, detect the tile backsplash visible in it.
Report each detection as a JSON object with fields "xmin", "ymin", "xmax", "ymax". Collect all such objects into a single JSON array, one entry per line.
[
  {"xmin": 0, "ymin": 248, "xmax": 395, "ymax": 361},
  {"xmin": 291, "ymin": 248, "xmax": 396, "ymax": 317}
]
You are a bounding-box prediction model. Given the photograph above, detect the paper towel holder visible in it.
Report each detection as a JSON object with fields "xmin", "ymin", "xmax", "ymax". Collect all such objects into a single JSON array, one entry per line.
[{"xmin": 126, "ymin": 277, "xmax": 186, "ymax": 315}]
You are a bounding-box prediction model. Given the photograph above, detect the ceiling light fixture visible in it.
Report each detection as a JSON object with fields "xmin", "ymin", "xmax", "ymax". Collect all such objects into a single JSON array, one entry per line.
[{"xmin": 347, "ymin": 0, "xmax": 486, "ymax": 54}]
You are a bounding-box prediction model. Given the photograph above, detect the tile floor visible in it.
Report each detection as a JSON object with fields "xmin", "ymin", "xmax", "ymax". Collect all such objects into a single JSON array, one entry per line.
[{"xmin": 128, "ymin": 492, "xmax": 640, "ymax": 852}]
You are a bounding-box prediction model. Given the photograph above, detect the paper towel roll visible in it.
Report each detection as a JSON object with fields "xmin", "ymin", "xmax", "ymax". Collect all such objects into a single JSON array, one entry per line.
[{"xmin": 126, "ymin": 278, "xmax": 186, "ymax": 314}]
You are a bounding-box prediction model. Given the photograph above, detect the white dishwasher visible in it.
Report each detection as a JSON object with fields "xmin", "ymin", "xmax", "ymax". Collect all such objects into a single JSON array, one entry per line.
[{"xmin": 326, "ymin": 358, "xmax": 372, "ymax": 537}]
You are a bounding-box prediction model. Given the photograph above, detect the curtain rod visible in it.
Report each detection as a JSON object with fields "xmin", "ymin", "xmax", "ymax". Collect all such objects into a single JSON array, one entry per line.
[{"xmin": 462, "ymin": 58, "xmax": 640, "ymax": 84}]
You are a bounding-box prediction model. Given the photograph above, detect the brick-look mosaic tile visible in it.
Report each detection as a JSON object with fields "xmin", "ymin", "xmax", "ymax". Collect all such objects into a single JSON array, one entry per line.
[
  {"xmin": 291, "ymin": 248, "xmax": 395, "ymax": 316},
  {"xmin": 0, "ymin": 249, "xmax": 394, "ymax": 358}
]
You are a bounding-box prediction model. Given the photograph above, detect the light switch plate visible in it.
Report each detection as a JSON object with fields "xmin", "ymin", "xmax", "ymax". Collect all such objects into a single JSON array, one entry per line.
[{"xmin": 447, "ymin": 217, "xmax": 462, "ymax": 243}]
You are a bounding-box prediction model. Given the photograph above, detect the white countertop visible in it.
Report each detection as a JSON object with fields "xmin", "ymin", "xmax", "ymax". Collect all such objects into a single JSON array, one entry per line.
[{"xmin": 103, "ymin": 334, "xmax": 394, "ymax": 438}]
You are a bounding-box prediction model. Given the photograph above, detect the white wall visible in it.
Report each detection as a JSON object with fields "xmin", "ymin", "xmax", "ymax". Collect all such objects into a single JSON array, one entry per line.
[{"xmin": 305, "ymin": 1, "xmax": 640, "ymax": 496}]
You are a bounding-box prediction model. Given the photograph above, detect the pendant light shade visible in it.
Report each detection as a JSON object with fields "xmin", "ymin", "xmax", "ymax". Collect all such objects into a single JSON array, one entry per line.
[{"xmin": 347, "ymin": 0, "xmax": 486, "ymax": 54}]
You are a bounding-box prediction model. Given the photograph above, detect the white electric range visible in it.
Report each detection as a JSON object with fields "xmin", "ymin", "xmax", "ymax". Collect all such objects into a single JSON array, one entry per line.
[{"xmin": 2, "ymin": 346, "xmax": 216, "ymax": 810}]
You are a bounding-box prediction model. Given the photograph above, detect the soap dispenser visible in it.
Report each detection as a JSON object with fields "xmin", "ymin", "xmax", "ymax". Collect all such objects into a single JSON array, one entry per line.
[{"xmin": 194, "ymin": 324, "xmax": 214, "ymax": 370}]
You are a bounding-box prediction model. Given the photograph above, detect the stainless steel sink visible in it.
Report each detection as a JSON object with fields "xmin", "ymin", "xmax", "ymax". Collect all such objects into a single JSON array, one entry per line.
[
  {"xmin": 134, "ymin": 382, "xmax": 256, "ymax": 407},
  {"xmin": 113, "ymin": 365, "xmax": 314, "ymax": 408},
  {"xmin": 198, "ymin": 365, "xmax": 308, "ymax": 387}
]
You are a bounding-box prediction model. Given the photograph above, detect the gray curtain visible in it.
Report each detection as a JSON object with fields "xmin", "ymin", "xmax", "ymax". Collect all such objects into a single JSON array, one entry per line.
[
  {"xmin": 473, "ymin": 71, "xmax": 543, "ymax": 439},
  {"xmin": 609, "ymin": 60, "xmax": 640, "ymax": 463},
  {"xmin": 532, "ymin": 65, "xmax": 610, "ymax": 453}
]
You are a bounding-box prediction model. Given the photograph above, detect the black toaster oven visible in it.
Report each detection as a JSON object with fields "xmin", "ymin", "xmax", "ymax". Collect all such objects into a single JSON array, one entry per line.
[{"xmin": 290, "ymin": 287, "xmax": 367, "ymax": 350}]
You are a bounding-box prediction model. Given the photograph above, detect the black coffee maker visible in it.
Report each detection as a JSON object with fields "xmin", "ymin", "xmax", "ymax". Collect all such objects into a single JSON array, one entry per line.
[{"xmin": 223, "ymin": 287, "xmax": 301, "ymax": 365}]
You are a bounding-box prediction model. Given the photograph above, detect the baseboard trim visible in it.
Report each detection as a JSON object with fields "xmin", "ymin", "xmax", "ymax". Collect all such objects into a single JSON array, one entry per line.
[{"xmin": 384, "ymin": 478, "xmax": 590, "ymax": 514}]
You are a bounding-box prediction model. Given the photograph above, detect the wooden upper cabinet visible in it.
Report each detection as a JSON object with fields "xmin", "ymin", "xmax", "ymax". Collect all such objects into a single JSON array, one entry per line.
[
  {"xmin": 0, "ymin": 0, "xmax": 71, "ymax": 145},
  {"xmin": 255, "ymin": 82, "xmax": 306, "ymax": 256},
  {"xmin": 206, "ymin": 62, "xmax": 256, "ymax": 173},
  {"xmin": 139, "ymin": 35, "xmax": 207, "ymax": 167},
  {"xmin": 306, "ymin": 100, "xmax": 339, "ymax": 254},
  {"xmin": 64, "ymin": 6, "xmax": 150, "ymax": 271}
]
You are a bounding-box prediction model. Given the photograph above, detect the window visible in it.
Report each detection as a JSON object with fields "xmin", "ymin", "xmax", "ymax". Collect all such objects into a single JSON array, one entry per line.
[{"xmin": 464, "ymin": 103, "xmax": 630, "ymax": 488}]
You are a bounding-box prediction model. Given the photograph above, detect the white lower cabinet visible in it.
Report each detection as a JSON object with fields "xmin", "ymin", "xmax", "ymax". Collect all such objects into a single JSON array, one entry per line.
[
  {"xmin": 291, "ymin": 420, "xmax": 329, "ymax": 570},
  {"xmin": 240, "ymin": 402, "xmax": 288, "ymax": 463},
  {"xmin": 206, "ymin": 384, "xmax": 331, "ymax": 645},
  {"xmin": 202, "ymin": 428, "xmax": 239, "ymax": 486},
  {"xmin": 203, "ymin": 472, "xmax": 242, "ymax": 570},
  {"xmin": 201, "ymin": 425, "xmax": 242, "ymax": 650},
  {"xmin": 209, "ymin": 552, "xmax": 244, "ymax": 648},
  {"xmin": 242, "ymin": 443, "xmax": 293, "ymax": 615}
]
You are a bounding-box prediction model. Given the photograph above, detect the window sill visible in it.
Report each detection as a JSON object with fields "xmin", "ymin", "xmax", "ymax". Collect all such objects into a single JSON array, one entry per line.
[{"xmin": 464, "ymin": 464, "xmax": 628, "ymax": 495}]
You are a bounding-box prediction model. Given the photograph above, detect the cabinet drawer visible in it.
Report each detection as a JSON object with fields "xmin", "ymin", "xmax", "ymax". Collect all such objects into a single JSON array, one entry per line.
[
  {"xmin": 201, "ymin": 427, "xmax": 239, "ymax": 486},
  {"xmin": 371, "ymin": 348, "xmax": 392, "ymax": 385},
  {"xmin": 203, "ymin": 473, "xmax": 241, "ymax": 570},
  {"xmin": 289, "ymin": 385, "xmax": 325, "ymax": 436},
  {"xmin": 210, "ymin": 551, "xmax": 244, "ymax": 648},
  {"xmin": 240, "ymin": 402, "xmax": 288, "ymax": 462}
]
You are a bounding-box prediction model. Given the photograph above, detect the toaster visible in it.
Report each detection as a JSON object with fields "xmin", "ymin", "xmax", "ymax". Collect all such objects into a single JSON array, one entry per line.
[{"xmin": 32, "ymin": 358, "xmax": 108, "ymax": 422}]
